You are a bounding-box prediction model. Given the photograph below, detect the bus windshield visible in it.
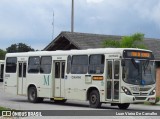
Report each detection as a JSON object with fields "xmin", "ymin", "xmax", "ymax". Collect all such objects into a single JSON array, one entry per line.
[{"xmin": 122, "ymin": 59, "xmax": 155, "ymax": 85}]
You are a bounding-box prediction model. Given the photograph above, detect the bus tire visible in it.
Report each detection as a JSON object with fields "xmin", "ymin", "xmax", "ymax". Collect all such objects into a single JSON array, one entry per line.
[
  {"xmin": 118, "ymin": 103, "xmax": 130, "ymax": 109},
  {"xmin": 89, "ymin": 90, "xmax": 101, "ymax": 108},
  {"xmin": 28, "ymin": 86, "xmax": 43, "ymax": 103}
]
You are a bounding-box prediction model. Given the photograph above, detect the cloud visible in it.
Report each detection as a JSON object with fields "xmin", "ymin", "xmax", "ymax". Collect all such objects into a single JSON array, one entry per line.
[
  {"xmin": 75, "ymin": 0, "xmax": 160, "ymax": 38},
  {"xmin": 139, "ymin": 1, "xmax": 160, "ymax": 28},
  {"xmin": 0, "ymin": 0, "xmax": 71, "ymax": 50},
  {"xmin": 0, "ymin": 0, "xmax": 160, "ymax": 50},
  {"xmin": 86, "ymin": 0, "xmax": 104, "ymax": 4}
]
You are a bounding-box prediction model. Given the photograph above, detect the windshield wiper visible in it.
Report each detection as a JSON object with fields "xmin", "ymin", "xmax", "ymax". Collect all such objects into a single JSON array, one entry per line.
[
  {"xmin": 143, "ymin": 60, "xmax": 149, "ymax": 74},
  {"xmin": 131, "ymin": 59, "xmax": 139, "ymax": 69}
]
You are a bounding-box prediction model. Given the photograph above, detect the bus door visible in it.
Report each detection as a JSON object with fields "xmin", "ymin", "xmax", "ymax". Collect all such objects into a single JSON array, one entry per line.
[
  {"xmin": 54, "ymin": 61, "xmax": 65, "ymax": 97},
  {"xmin": 0, "ymin": 63, "xmax": 4, "ymax": 82},
  {"xmin": 106, "ymin": 60, "xmax": 120, "ymax": 102},
  {"xmin": 18, "ymin": 61, "xmax": 27, "ymax": 95}
]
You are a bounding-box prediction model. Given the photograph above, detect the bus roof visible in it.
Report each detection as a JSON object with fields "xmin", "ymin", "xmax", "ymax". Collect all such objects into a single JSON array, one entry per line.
[{"xmin": 5, "ymin": 48, "xmax": 152, "ymax": 57}]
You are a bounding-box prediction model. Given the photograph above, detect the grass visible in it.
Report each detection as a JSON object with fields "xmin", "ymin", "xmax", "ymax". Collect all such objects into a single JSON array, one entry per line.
[
  {"xmin": 0, "ymin": 106, "xmax": 15, "ymax": 118},
  {"xmin": 0, "ymin": 106, "xmax": 12, "ymax": 110},
  {"xmin": 144, "ymin": 97, "xmax": 160, "ymax": 105}
]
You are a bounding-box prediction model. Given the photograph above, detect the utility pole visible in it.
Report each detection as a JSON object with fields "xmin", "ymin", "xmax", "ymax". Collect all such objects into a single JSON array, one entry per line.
[
  {"xmin": 71, "ymin": 0, "xmax": 74, "ymax": 32},
  {"xmin": 52, "ymin": 11, "xmax": 54, "ymax": 39}
]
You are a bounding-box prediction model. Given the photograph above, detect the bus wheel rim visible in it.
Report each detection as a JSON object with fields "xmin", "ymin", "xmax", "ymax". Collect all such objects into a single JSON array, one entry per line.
[
  {"xmin": 91, "ymin": 95, "xmax": 97, "ymax": 104},
  {"xmin": 30, "ymin": 90, "xmax": 35, "ymax": 100}
]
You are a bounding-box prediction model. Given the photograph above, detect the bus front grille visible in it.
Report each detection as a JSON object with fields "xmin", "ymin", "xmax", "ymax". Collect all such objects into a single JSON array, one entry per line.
[
  {"xmin": 135, "ymin": 97, "xmax": 146, "ymax": 100},
  {"xmin": 133, "ymin": 93, "xmax": 148, "ymax": 96},
  {"xmin": 139, "ymin": 88, "xmax": 151, "ymax": 91}
]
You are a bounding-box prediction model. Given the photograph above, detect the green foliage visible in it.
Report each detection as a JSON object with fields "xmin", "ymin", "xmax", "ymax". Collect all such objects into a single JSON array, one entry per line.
[
  {"xmin": 6, "ymin": 43, "xmax": 35, "ymax": 53},
  {"xmin": 103, "ymin": 40, "xmax": 120, "ymax": 48},
  {"xmin": 103, "ymin": 33, "xmax": 147, "ymax": 49},
  {"xmin": 0, "ymin": 106, "xmax": 12, "ymax": 110},
  {"xmin": 0, "ymin": 49, "xmax": 6, "ymax": 60}
]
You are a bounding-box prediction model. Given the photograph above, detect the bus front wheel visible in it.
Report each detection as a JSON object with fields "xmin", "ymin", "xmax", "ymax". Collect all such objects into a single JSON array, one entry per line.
[
  {"xmin": 89, "ymin": 90, "xmax": 101, "ymax": 108},
  {"xmin": 118, "ymin": 103, "xmax": 130, "ymax": 109},
  {"xmin": 28, "ymin": 86, "xmax": 43, "ymax": 103}
]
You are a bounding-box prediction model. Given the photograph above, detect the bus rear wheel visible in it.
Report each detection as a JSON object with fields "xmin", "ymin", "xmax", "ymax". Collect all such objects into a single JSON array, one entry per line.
[
  {"xmin": 28, "ymin": 86, "xmax": 43, "ymax": 103},
  {"xmin": 118, "ymin": 103, "xmax": 130, "ymax": 109},
  {"xmin": 89, "ymin": 90, "xmax": 101, "ymax": 108}
]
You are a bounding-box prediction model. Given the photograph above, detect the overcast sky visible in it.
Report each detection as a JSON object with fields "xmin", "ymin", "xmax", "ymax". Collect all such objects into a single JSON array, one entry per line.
[{"xmin": 0, "ymin": 0, "xmax": 160, "ymax": 50}]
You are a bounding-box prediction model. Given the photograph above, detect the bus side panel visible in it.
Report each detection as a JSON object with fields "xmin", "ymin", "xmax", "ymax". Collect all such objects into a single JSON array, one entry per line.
[
  {"xmin": 65, "ymin": 74, "xmax": 86, "ymax": 101},
  {"xmin": 65, "ymin": 74, "xmax": 105, "ymax": 101},
  {"xmin": 27, "ymin": 74, "xmax": 52, "ymax": 98},
  {"xmin": 91, "ymin": 79, "xmax": 105, "ymax": 102},
  {"xmin": 4, "ymin": 73, "xmax": 17, "ymax": 95}
]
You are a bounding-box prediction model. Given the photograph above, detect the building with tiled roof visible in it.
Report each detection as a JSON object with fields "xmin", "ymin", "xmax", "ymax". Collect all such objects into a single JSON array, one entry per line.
[
  {"xmin": 44, "ymin": 31, "xmax": 160, "ymax": 60},
  {"xmin": 44, "ymin": 31, "xmax": 160, "ymax": 97}
]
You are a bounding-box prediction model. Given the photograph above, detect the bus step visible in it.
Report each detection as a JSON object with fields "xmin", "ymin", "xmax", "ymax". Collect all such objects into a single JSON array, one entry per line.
[{"xmin": 111, "ymin": 103, "xmax": 118, "ymax": 106}]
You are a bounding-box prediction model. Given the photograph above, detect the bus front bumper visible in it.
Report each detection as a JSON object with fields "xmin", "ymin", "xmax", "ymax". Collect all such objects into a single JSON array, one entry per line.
[{"xmin": 120, "ymin": 93, "xmax": 156, "ymax": 104}]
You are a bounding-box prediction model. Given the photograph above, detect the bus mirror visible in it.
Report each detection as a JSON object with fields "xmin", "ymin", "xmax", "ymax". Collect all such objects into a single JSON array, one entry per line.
[{"xmin": 121, "ymin": 60, "xmax": 125, "ymax": 66}]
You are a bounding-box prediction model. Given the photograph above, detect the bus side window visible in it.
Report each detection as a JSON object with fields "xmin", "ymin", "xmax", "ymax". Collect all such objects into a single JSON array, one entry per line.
[
  {"xmin": 19, "ymin": 63, "xmax": 22, "ymax": 77},
  {"xmin": 6, "ymin": 57, "xmax": 17, "ymax": 73},
  {"xmin": 61, "ymin": 62, "xmax": 65, "ymax": 78},
  {"xmin": 67, "ymin": 55, "xmax": 71, "ymax": 74},
  {"xmin": 89, "ymin": 54, "xmax": 105, "ymax": 74},
  {"xmin": 23, "ymin": 63, "xmax": 26, "ymax": 77},
  {"xmin": 28, "ymin": 56, "xmax": 40, "ymax": 73},
  {"xmin": 107, "ymin": 61, "xmax": 112, "ymax": 79},
  {"xmin": 55, "ymin": 62, "xmax": 60, "ymax": 78},
  {"xmin": 40, "ymin": 56, "xmax": 52, "ymax": 74},
  {"xmin": 71, "ymin": 55, "xmax": 88, "ymax": 74},
  {"xmin": 114, "ymin": 61, "xmax": 120, "ymax": 79}
]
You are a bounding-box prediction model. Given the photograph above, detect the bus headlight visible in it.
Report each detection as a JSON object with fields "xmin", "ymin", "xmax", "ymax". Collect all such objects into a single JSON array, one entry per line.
[
  {"xmin": 122, "ymin": 86, "xmax": 131, "ymax": 95},
  {"xmin": 149, "ymin": 89, "xmax": 156, "ymax": 95}
]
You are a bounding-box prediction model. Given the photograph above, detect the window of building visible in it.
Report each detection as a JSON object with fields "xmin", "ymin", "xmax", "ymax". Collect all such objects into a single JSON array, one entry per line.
[
  {"xmin": 71, "ymin": 55, "xmax": 88, "ymax": 74},
  {"xmin": 6, "ymin": 57, "xmax": 17, "ymax": 73},
  {"xmin": 40, "ymin": 56, "xmax": 52, "ymax": 74},
  {"xmin": 89, "ymin": 55, "xmax": 105, "ymax": 74},
  {"xmin": 28, "ymin": 56, "xmax": 40, "ymax": 73}
]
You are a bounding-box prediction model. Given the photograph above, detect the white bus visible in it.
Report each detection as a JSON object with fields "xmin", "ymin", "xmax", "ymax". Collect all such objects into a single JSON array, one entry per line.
[
  {"xmin": 0, "ymin": 60, "xmax": 4, "ymax": 82},
  {"xmin": 3, "ymin": 48, "xmax": 156, "ymax": 109}
]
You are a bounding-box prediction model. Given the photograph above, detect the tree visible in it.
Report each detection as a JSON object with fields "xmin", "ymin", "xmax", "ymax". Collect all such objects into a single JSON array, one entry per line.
[
  {"xmin": 0, "ymin": 49, "xmax": 6, "ymax": 60},
  {"xmin": 103, "ymin": 33, "xmax": 147, "ymax": 49},
  {"xmin": 6, "ymin": 43, "xmax": 35, "ymax": 53}
]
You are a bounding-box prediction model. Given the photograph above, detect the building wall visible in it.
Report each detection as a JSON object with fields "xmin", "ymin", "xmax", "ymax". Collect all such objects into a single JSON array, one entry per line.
[{"xmin": 156, "ymin": 68, "xmax": 160, "ymax": 97}]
